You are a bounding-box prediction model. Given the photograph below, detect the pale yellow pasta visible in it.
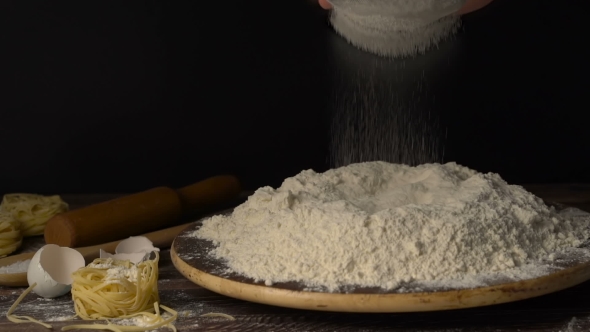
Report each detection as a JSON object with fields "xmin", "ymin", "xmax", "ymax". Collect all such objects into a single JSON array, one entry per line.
[
  {"xmin": 5, "ymin": 282, "xmax": 53, "ymax": 329},
  {"xmin": 65, "ymin": 253, "xmax": 177, "ymax": 331},
  {"xmin": 71, "ymin": 255, "xmax": 160, "ymax": 319},
  {"xmin": 0, "ymin": 193, "xmax": 68, "ymax": 236},
  {"xmin": 62, "ymin": 303, "xmax": 178, "ymax": 332},
  {"xmin": 0, "ymin": 212, "xmax": 23, "ymax": 257},
  {"xmin": 7, "ymin": 253, "xmax": 177, "ymax": 332},
  {"xmin": 6, "ymin": 283, "xmax": 177, "ymax": 332},
  {"xmin": 201, "ymin": 312, "xmax": 236, "ymax": 320}
]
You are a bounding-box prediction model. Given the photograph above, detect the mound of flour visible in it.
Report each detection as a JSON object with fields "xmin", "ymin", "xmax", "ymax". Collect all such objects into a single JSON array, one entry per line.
[
  {"xmin": 194, "ymin": 162, "xmax": 590, "ymax": 292},
  {"xmin": 328, "ymin": 0, "xmax": 466, "ymax": 56}
]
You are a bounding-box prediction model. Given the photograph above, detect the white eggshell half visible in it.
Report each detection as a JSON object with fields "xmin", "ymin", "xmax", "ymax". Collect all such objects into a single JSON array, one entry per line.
[
  {"xmin": 100, "ymin": 251, "xmax": 151, "ymax": 264},
  {"xmin": 115, "ymin": 236, "xmax": 160, "ymax": 254},
  {"xmin": 27, "ymin": 244, "xmax": 85, "ymax": 298},
  {"xmin": 98, "ymin": 236, "xmax": 159, "ymax": 264}
]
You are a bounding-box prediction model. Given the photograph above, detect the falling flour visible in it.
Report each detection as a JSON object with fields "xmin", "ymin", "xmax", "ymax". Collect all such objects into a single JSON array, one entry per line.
[
  {"xmin": 194, "ymin": 162, "xmax": 590, "ymax": 292},
  {"xmin": 328, "ymin": 0, "xmax": 466, "ymax": 56},
  {"xmin": 328, "ymin": 72, "xmax": 444, "ymax": 168}
]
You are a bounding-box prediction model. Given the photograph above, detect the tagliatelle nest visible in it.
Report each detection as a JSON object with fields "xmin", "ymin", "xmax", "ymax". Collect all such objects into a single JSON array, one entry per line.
[
  {"xmin": 0, "ymin": 212, "xmax": 23, "ymax": 257},
  {"xmin": 0, "ymin": 194, "xmax": 68, "ymax": 237}
]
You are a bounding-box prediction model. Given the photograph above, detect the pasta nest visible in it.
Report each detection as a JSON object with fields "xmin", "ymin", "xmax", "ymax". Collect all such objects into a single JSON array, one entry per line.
[
  {"xmin": 0, "ymin": 212, "xmax": 23, "ymax": 257},
  {"xmin": 0, "ymin": 194, "xmax": 68, "ymax": 237}
]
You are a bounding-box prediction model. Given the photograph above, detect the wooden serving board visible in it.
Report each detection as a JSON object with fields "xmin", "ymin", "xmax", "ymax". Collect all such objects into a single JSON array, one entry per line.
[{"xmin": 171, "ymin": 213, "xmax": 590, "ymax": 313}]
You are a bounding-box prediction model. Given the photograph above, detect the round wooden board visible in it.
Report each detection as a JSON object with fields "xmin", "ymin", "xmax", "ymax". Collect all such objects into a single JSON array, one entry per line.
[{"xmin": 171, "ymin": 216, "xmax": 590, "ymax": 313}]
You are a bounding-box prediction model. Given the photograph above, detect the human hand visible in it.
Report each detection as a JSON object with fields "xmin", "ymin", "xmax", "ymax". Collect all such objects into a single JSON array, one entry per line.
[
  {"xmin": 318, "ymin": 0, "xmax": 332, "ymax": 10},
  {"xmin": 318, "ymin": 0, "xmax": 494, "ymax": 15},
  {"xmin": 456, "ymin": 0, "xmax": 494, "ymax": 14}
]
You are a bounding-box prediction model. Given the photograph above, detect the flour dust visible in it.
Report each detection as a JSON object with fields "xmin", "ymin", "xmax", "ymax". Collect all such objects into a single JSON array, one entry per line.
[{"xmin": 329, "ymin": 66, "xmax": 444, "ymax": 168}]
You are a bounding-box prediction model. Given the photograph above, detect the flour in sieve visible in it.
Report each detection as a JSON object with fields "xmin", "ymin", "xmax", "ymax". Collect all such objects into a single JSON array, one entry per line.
[
  {"xmin": 193, "ymin": 162, "xmax": 590, "ymax": 292},
  {"xmin": 328, "ymin": 0, "xmax": 465, "ymax": 56}
]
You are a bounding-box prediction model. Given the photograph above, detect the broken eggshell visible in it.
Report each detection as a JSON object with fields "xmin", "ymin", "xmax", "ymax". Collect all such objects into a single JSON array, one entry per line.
[
  {"xmin": 27, "ymin": 244, "xmax": 85, "ymax": 298},
  {"xmin": 99, "ymin": 236, "xmax": 160, "ymax": 264}
]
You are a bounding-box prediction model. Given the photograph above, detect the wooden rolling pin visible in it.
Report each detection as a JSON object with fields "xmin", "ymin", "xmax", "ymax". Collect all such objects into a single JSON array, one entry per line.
[{"xmin": 44, "ymin": 175, "xmax": 241, "ymax": 248}]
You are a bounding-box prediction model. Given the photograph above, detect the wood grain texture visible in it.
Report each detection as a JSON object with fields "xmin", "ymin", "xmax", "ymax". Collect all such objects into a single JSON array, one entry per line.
[{"xmin": 0, "ymin": 185, "xmax": 589, "ymax": 331}]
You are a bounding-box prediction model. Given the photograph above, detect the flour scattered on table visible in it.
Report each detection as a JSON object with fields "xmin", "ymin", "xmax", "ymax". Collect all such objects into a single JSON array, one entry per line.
[
  {"xmin": 193, "ymin": 162, "xmax": 590, "ymax": 292},
  {"xmin": 45, "ymin": 315, "xmax": 77, "ymax": 322},
  {"xmin": 0, "ymin": 259, "xmax": 30, "ymax": 274},
  {"xmin": 558, "ymin": 316, "xmax": 590, "ymax": 332}
]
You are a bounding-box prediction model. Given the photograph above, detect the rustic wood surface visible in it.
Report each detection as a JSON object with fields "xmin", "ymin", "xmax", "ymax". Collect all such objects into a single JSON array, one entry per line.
[{"xmin": 1, "ymin": 184, "xmax": 590, "ymax": 331}]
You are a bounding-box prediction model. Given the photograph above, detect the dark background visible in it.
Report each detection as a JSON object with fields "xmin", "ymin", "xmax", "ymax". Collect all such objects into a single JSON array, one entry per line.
[{"xmin": 1, "ymin": 0, "xmax": 588, "ymax": 195}]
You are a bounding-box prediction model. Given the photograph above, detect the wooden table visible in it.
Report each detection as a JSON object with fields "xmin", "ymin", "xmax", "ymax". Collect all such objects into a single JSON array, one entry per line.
[{"xmin": 1, "ymin": 184, "xmax": 590, "ymax": 331}]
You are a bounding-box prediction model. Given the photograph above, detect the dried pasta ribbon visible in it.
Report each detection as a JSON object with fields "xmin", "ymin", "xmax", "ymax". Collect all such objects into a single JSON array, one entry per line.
[
  {"xmin": 7, "ymin": 253, "xmax": 178, "ymax": 332},
  {"xmin": 5, "ymin": 282, "xmax": 53, "ymax": 329},
  {"xmin": 0, "ymin": 212, "xmax": 23, "ymax": 257},
  {"xmin": 62, "ymin": 303, "xmax": 178, "ymax": 332},
  {"xmin": 201, "ymin": 312, "xmax": 236, "ymax": 321},
  {"xmin": 0, "ymin": 193, "xmax": 68, "ymax": 236},
  {"xmin": 65, "ymin": 252, "xmax": 178, "ymax": 331}
]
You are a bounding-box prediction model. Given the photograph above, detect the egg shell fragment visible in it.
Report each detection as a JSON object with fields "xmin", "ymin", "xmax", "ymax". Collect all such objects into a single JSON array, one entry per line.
[
  {"xmin": 27, "ymin": 244, "xmax": 85, "ymax": 298},
  {"xmin": 99, "ymin": 236, "xmax": 160, "ymax": 264}
]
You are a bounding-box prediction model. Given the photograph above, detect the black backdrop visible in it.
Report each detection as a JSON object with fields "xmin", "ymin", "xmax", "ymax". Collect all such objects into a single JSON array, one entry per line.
[{"xmin": 1, "ymin": 0, "xmax": 588, "ymax": 195}]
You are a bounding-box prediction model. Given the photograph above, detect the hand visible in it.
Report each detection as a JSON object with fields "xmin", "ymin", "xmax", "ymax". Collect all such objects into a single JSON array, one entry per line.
[
  {"xmin": 318, "ymin": 0, "xmax": 494, "ymax": 15},
  {"xmin": 456, "ymin": 0, "xmax": 494, "ymax": 14},
  {"xmin": 318, "ymin": 0, "xmax": 332, "ymax": 10}
]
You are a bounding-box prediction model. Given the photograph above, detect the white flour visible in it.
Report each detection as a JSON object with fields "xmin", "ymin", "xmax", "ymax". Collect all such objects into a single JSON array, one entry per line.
[
  {"xmin": 328, "ymin": 0, "xmax": 465, "ymax": 56},
  {"xmin": 194, "ymin": 162, "xmax": 590, "ymax": 292},
  {"xmin": 87, "ymin": 259, "xmax": 138, "ymax": 283},
  {"xmin": 113, "ymin": 316, "xmax": 158, "ymax": 328},
  {"xmin": 0, "ymin": 259, "xmax": 30, "ymax": 274}
]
